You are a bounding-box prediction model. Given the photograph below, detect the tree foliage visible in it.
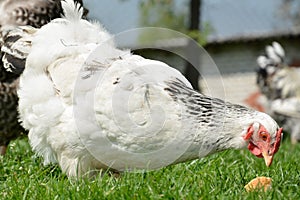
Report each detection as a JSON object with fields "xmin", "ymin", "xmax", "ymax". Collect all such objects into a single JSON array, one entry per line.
[{"xmin": 138, "ymin": 0, "xmax": 211, "ymax": 45}]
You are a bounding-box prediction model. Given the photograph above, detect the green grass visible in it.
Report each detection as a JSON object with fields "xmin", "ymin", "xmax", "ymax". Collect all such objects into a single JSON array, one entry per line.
[{"xmin": 1, "ymin": 138, "xmax": 300, "ymax": 200}]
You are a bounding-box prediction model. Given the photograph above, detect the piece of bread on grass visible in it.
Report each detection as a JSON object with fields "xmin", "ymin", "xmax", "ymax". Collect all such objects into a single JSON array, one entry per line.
[{"xmin": 244, "ymin": 176, "xmax": 272, "ymax": 192}]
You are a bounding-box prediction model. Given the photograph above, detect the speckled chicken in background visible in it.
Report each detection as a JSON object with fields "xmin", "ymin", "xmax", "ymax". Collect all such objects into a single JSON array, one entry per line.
[
  {"xmin": 0, "ymin": 0, "xmax": 88, "ymax": 155},
  {"xmin": 256, "ymin": 42, "xmax": 300, "ymax": 144}
]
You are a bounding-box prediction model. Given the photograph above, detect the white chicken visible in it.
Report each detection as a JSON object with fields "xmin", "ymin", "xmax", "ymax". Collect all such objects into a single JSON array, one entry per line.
[
  {"xmin": 257, "ymin": 42, "xmax": 300, "ymax": 144},
  {"xmin": 2, "ymin": 0, "xmax": 283, "ymax": 177},
  {"xmin": 0, "ymin": 0, "xmax": 87, "ymax": 155}
]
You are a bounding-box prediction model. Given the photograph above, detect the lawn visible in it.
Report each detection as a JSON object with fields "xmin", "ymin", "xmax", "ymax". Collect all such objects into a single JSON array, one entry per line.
[{"xmin": 0, "ymin": 138, "xmax": 299, "ymax": 200}]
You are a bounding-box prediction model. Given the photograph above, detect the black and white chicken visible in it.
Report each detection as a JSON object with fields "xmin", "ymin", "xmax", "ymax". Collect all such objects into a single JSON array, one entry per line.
[
  {"xmin": 2, "ymin": 0, "xmax": 283, "ymax": 177},
  {"xmin": 257, "ymin": 41, "xmax": 300, "ymax": 144},
  {"xmin": 0, "ymin": 0, "xmax": 87, "ymax": 155}
]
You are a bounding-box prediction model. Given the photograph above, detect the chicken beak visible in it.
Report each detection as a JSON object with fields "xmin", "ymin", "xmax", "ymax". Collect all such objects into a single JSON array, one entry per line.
[{"xmin": 262, "ymin": 150, "xmax": 273, "ymax": 167}]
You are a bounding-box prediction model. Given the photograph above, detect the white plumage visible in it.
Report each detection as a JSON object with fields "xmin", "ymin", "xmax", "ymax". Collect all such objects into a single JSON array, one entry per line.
[
  {"xmin": 3, "ymin": 0, "xmax": 283, "ymax": 177},
  {"xmin": 0, "ymin": 0, "xmax": 87, "ymax": 155}
]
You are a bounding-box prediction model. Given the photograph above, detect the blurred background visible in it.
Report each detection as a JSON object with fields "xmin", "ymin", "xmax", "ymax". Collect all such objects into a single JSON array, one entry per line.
[{"xmin": 84, "ymin": 0, "xmax": 300, "ymax": 106}]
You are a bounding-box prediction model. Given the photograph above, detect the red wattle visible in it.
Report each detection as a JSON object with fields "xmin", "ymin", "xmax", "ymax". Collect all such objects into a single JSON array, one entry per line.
[{"xmin": 248, "ymin": 142, "xmax": 263, "ymax": 158}]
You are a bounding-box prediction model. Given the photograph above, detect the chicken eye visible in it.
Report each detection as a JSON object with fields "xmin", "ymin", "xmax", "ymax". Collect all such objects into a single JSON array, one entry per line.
[{"xmin": 260, "ymin": 132, "xmax": 268, "ymax": 141}]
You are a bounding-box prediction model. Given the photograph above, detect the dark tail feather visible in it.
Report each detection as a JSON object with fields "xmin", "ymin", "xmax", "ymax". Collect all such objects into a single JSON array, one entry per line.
[{"xmin": 1, "ymin": 26, "xmax": 36, "ymax": 74}]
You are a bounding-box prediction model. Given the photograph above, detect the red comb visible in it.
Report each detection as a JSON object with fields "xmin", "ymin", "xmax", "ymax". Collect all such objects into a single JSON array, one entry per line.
[{"xmin": 272, "ymin": 127, "xmax": 283, "ymax": 154}]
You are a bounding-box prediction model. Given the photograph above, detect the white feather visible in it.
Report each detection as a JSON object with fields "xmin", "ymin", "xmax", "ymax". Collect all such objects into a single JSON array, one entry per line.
[
  {"xmin": 266, "ymin": 45, "xmax": 281, "ymax": 64},
  {"xmin": 257, "ymin": 55, "xmax": 270, "ymax": 68},
  {"xmin": 272, "ymin": 41, "xmax": 285, "ymax": 59},
  {"xmin": 61, "ymin": 0, "xmax": 83, "ymax": 21},
  {"xmin": 266, "ymin": 66, "xmax": 276, "ymax": 75}
]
